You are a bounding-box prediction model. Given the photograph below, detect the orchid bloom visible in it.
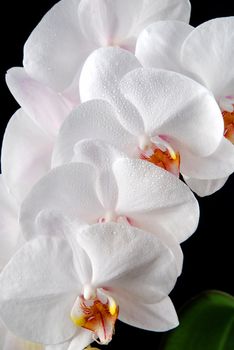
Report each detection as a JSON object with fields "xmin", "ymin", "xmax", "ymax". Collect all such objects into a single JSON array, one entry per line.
[
  {"xmin": 20, "ymin": 159, "xmax": 199, "ymax": 273},
  {"xmin": 23, "ymin": 0, "xmax": 191, "ymax": 96},
  {"xmin": 135, "ymin": 17, "xmax": 234, "ymax": 195},
  {"xmin": 0, "ymin": 214, "xmax": 179, "ymax": 347},
  {"xmin": 52, "ymin": 47, "xmax": 224, "ymax": 196}
]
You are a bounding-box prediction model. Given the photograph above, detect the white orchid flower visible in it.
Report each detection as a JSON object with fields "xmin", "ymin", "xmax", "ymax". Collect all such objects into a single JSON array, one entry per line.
[
  {"xmin": 52, "ymin": 47, "xmax": 224, "ymax": 196},
  {"xmin": 23, "ymin": 0, "xmax": 191, "ymax": 95},
  {"xmin": 135, "ymin": 17, "xmax": 234, "ymax": 196},
  {"xmin": 20, "ymin": 159, "xmax": 199, "ymax": 272},
  {"xmin": 0, "ymin": 215, "xmax": 179, "ymax": 347}
]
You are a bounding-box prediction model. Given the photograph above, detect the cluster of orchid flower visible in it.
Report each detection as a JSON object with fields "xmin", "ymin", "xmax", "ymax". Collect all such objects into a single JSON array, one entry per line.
[{"xmin": 0, "ymin": 0, "xmax": 233, "ymax": 349}]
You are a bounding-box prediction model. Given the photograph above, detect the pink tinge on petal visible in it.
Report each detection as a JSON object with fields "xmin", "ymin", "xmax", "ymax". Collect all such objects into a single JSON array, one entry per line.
[{"xmin": 71, "ymin": 295, "xmax": 119, "ymax": 345}]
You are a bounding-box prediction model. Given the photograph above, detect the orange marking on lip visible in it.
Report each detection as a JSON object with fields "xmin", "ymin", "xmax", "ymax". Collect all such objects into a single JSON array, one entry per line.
[
  {"xmin": 140, "ymin": 146, "xmax": 180, "ymax": 177},
  {"xmin": 223, "ymin": 109, "xmax": 234, "ymax": 144}
]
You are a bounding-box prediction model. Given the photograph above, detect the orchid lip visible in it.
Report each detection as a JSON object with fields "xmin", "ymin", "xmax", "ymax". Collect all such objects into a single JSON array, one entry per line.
[
  {"xmin": 71, "ymin": 290, "xmax": 119, "ymax": 345},
  {"xmin": 138, "ymin": 134, "xmax": 180, "ymax": 176}
]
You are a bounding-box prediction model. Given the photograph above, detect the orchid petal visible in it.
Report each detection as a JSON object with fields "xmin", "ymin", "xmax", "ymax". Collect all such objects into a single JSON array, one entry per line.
[
  {"xmin": 23, "ymin": 0, "xmax": 93, "ymax": 91},
  {"xmin": 113, "ymin": 158, "xmax": 199, "ymax": 243},
  {"xmin": 118, "ymin": 295, "xmax": 178, "ymax": 331},
  {"xmin": 6, "ymin": 68, "xmax": 71, "ymax": 137},
  {"xmin": 79, "ymin": 47, "xmax": 144, "ymax": 134},
  {"xmin": 78, "ymin": 0, "xmax": 143, "ymax": 46},
  {"xmin": 184, "ymin": 177, "xmax": 228, "ymax": 197},
  {"xmin": 67, "ymin": 330, "xmax": 93, "ymax": 350},
  {"xmin": 52, "ymin": 100, "xmax": 136, "ymax": 167},
  {"xmin": 136, "ymin": 21, "xmax": 193, "ymax": 73},
  {"xmin": 180, "ymin": 137, "xmax": 234, "ymax": 179},
  {"xmin": 181, "ymin": 17, "xmax": 234, "ymax": 97},
  {"xmin": 20, "ymin": 163, "xmax": 103, "ymax": 240},
  {"xmin": 0, "ymin": 236, "xmax": 79, "ymax": 344},
  {"xmin": 138, "ymin": 0, "xmax": 191, "ymax": 32},
  {"xmin": 0, "ymin": 177, "xmax": 21, "ymax": 271},
  {"xmin": 35, "ymin": 210, "xmax": 92, "ymax": 285},
  {"xmin": 1, "ymin": 109, "xmax": 53, "ymax": 202},
  {"xmin": 119, "ymin": 68, "xmax": 223, "ymax": 157},
  {"xmin": 73, "ymin": 140, "xmax": 126, "ymax": 209},
  {"xmin": 77, "ymin": 223, "xmax": 178, "ymax": 303}
]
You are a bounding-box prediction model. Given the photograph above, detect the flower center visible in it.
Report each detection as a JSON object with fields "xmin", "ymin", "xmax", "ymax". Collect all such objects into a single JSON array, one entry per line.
[
  {"xmin": 71, "ymin": 287, "xmax": 119, "ymax": 345},
  {"xmin": 138, "ymin": 134, "xmax": 180, "ymax": 176},
  {"xmin": 98, "ymin": 212, "xmax": 131, "ymax": 224},
  {"xmin": 219, "ymin": 96, "xmax": 234, "ymax": 144}
]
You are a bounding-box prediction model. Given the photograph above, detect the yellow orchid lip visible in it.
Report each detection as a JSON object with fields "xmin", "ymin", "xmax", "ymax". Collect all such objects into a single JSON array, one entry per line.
[{"xmin": 71, "ymin": 293, "xmax": 119, "ymax": 345}]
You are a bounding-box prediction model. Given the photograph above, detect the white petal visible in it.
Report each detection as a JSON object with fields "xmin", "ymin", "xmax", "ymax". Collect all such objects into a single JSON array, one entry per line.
[
  {"xmin": 3, "ymin": 332, "xmax": 44, "ymax": 350},
  {"xmin": 20, "ymin": 163, "xmax": 103, "ymax": 240},
  {"xmin": 1, "ymin": 109, "xmax": 53, "ymax": 202},
  {"xmin": 79, "ymin": 47, "xmax": 144, "ymax": 134},
  {"xmin": 181, "ymin": 17, "xmax": 234, "ymax": 97},
  {"xmin": 23, "ymin": 0, "xmax": 93, "ymax": 91},
  {"xmin": 137, "ymin": 0, "xmax": 191, "ymax": 32},
  {"xmin": 47, "ymin": 342, "xmax": 69, "ymax": 350},
  {"xmin": 67, "ymin": 330, "xmax": 93, "ymax": 350},
  {"xmin": 136, "ymin": 21, "xmax": 193, "ymax": 73},
  {"xmin": 113, "ymin": 158, "xmax": 199, "ymax": 243},
  {"xmin": 0, "ymin": 321, "xmax": 6, "ymax": 349},
  {"xmin": 0, "ymin": 236, "xmax": 79, "ymax": 344},
  {"xmin": 52, "ymin": 99, "xmax": 136, "ymax": 167},
  {"xmin": 184, "ymin": 177, "xmax": 228, "ymax": 197},
  {"xmin": 36, "ymin": 210, "xmax": 92, "ymax": 285},
  {"xmin": 120, "ymin": 68, "xmax": 224, "ymax": 157},
  {"xmin": 181, "ymin": 137, "xmax": 234, "ymax": 179},
  {"xmin": 78, "ymin": 0, "xmax": 143, "ymax": 46},
  {"xmin": 0, "ymin": 177, "xmax": 21, "ymax": 271},
  {"xmin": 118, "ymin": 295, "xmax": 178, "ymax": 331},
  {"xmin": 73, "ymin": 140, "xmax": 126, "ymax": 209},
  {"xmin": 77, "ymin": 223, "xmax": 178, "ymax": 303},
  {"xmin": 6, "ymin": 68, "xmax": 71, "ymax": 137}
]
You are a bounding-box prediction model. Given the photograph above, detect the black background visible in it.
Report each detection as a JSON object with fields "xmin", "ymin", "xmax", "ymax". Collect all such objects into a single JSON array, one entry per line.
[{"xmin": 0, "ymin": 1, "xmax": 234, "ymax": 348}]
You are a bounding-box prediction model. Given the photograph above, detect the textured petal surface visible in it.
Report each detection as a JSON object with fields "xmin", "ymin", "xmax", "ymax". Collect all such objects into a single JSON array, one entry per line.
[
  {"xmin": 184, "ymin": 177, "xmax": 228, "ymax": 197},
  {"xmin": 118, "ymin": 296, "xmax": 178, "ymax": 331},
  {"xmin": 120, "ymin": 68, "xmax": 224, "ymax": 157},
  {"xmin": 1, "ymin": 109, "xmax": 53, "ymax": 202},
  {"xmin": 0, "ymin": 236, "xmax": 79, "ymax": 344},
  {"xmin": 136, "ymin": 21, "xmax": 193, "ymax": 73},
  {"xmin": 6, "ymin": 68, "xmax": 71, "ymax": 137},
  {"xmin": 78, "ymin": 223, "xmax": 178, "ymax": 303},
  {"xmin": 181, "ymin": 17, "xmax": 234, "ymax": 97},
  {"xmin": 180, "ymin": 137, "xmax": 234, "ymax": 179},
  {"xmin": 0, "ymin": 177, "xmax": 21, "ymax": 271},
  {"xmin": 23, "ymin": 0, "xmax": 93, "ymax": 91},
  {"xmin": 20, "ymin": 163, "xmax": 103, "ymax": 240},
  {"xmin": 79, "ymin": 47, "xmax": 144, "ymax": 134},
  {"xmin": 113, "ymin": 158, "xmax": 199, "ymax": 243},
  {"xmin": 52, "ymin": 100, "xmax": 136, "ymax": 167}
]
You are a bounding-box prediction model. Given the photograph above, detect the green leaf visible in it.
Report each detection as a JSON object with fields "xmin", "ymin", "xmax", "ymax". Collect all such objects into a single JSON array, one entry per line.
[{"xmin": 160, "ymin": 291, "xmax": 234, "ymax": 350}]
